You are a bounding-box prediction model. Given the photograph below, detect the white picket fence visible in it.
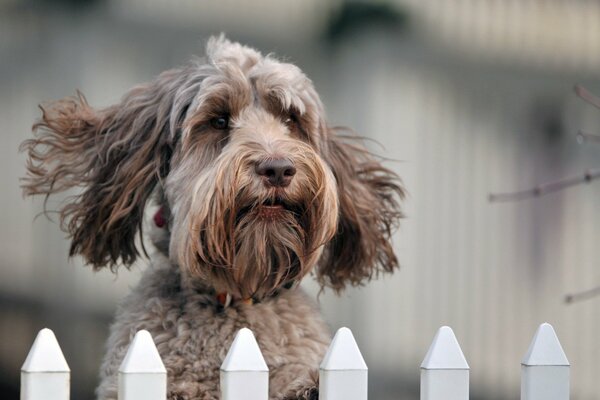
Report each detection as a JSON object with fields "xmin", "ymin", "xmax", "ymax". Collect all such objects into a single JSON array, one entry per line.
[{"xmin": 19, "ymin": 323, "xmax": 569, "ymax": 400}]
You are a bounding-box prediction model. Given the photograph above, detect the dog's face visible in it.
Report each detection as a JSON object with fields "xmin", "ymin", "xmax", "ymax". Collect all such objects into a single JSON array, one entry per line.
[
  {"xmin": 167, "ymin": 38, "xmax": 340, "ymax": 298},
  {"xmin": 22, "ymin": 36, "xmax": 404, "ymax": 299}
]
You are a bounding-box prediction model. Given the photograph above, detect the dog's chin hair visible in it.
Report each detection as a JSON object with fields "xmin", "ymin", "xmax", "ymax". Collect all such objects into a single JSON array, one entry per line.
[
  {"xmin": 235, "ymin": 211, "xmax": 306, "ymax": 298},
  {"xmin": 190, "ymin": 210, "xmax": 309, "ymax": 299}
]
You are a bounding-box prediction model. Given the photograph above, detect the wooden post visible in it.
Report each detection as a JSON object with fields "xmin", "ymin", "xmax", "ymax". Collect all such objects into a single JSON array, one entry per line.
[
  {"xmin": 319, "ymin": 327, "xmax": 368, "ymax": 400},
  {"xmin": 118, "ymin": 330, "xmax": 167, "ymax": 400},
  {"xmin": 220, "ymin": 328, "xmax": 269, "ymax": 400},
  {"xmin": 521, "ymin": 323, "xmax": 569, "ymax": 400},
  {"xmin": 21, "ymin": 328, "xmax": 70, "ymax": 400},
  {"xmin": 420, "ymin": 326, "xmax": 469, "ymax": 400}
]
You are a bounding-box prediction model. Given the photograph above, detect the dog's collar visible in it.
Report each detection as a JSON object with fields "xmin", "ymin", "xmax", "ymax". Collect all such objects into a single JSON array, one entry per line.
[
  {"xmin": 215, "ymin": 281, "xmax": 297, "ymax": 308},
  {"xmin": 215, "ymin": 293, "xmax": 253, "ymax": 307}
]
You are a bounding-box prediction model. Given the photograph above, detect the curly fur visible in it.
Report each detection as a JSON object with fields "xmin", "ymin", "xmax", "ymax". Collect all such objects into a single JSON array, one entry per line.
[{"xmin": 21, "ymin": 35, "xmax": 404, "ymax": 400}]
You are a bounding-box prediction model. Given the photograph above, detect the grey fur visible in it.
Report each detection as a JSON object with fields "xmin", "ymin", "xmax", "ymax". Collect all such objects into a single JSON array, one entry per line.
[{"xmin": 96, "ymin": 254, "xmax": 330, "ymax": 400}]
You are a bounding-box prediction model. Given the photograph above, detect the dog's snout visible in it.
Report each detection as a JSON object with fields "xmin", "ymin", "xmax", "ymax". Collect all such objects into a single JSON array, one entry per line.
[{"xmin": 255, "ymin": 158, "xmax": 296, "ymax": 187}]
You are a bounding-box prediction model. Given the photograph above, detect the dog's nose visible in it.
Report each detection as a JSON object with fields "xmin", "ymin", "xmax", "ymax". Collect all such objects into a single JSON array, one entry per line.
[{"xmin": 255, "ymin": 158, "xmax": 296, "ymax": 187}]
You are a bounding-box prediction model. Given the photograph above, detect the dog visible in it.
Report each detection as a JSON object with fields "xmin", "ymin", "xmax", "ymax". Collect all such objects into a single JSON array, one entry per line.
[{"xmin": 21, "ymin": 35, "xmax": 404, "ymax": 400}]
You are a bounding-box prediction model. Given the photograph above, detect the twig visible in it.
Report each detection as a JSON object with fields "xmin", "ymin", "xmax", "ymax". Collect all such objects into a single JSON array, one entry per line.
[
  {"xmin": 489, "ymin": 169, "xmax": 600, "ymax": 202},
  {"xmin": 577, "ymin": 130, "xmax": 600, "ymax": 144},
  {"xmin": 574, "ymin": 84, "xmax": 600, "ymax": 109},
  {"xmin": 565, "ymin": 285, "xmax": 600, "ymax": 304}
]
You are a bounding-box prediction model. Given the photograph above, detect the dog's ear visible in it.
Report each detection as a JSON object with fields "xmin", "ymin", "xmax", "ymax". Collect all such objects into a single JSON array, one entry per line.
[
  {"xmin": 318, "ymin": 128, "xmax": 405, "ymax": 291},
  {"xmin": 21, "ymin": 68, "xmax": 196, "ymax": 270}
]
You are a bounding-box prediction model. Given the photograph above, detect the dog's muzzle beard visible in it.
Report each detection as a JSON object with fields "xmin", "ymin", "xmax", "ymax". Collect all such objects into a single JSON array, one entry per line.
[
  {"xmin": 191, "ymin": 195, "xmax": 315, "ymax": 300},
  {"xmin": 181, "ymin": 180, "xmax": 338, "ymax": 301}
]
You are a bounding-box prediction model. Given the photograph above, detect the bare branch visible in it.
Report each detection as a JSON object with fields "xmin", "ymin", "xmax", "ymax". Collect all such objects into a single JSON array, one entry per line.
[
  {"xmin": 565, "ymin": 285, "xmax": 600, "ymax": 304},
  {"xmin": 489, "ymin": 169, "xmax": 600, "ymax": 202},
  {"xmin": 577, "ymin": 130, "xmax": 600, "ymax": 144},
  {"xmin": 574, "ymin": 84, "xmax": 600, "ymax": 109}
]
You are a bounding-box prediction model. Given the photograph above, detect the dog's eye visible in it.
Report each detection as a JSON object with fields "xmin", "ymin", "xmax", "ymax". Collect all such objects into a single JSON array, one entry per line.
[
  {"xmin": 283, "ymin": 113, "xmax": 298, "ymax": 127},
  {"xmin": 210, "ymin": 115, "xmax": 229, "ymax": 130}
]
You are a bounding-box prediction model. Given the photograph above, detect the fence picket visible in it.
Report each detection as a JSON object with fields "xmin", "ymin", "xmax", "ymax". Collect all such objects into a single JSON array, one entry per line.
[
  {"xmin": 20, "ymin": 328, "xmax": 70, "ymax": 400},
  {"xmin": 521, "ymin": 323, "xmax": 569, "ymax": 400},
  {"xmin": 118, "ymin": 330, "xmax": 166, "ymax": 400},
  {"xmin": 220, "ymin": 328, "xmax": 269, "ymax": 400},
  {"xmin": 319, "ymin": 327, "xmax": 368, "ymax": 400},
  {"xmin": 18, "ymin": 323, "xmax": 575, "ymax": 399},
  {"xmin": 420, "ymin": 326, "xmax": 469, "ymax": 400}
]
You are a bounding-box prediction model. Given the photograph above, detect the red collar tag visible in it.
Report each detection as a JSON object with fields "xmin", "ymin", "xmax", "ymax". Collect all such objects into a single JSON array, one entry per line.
[{"xmin": 153, "ymin": 207, "xmax": 166, "ymax": 228}]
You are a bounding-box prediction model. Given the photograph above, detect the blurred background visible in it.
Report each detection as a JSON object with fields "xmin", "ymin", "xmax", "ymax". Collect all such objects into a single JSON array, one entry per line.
[{"xmin": 2, "ymin": 0, "xmax": 600, "ymax": 399}]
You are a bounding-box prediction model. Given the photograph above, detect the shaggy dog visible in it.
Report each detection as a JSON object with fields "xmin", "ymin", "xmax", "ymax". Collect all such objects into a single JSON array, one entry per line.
[{"xmin": 21, "ymin": 36, "xmax": 404, "ymax": 400}]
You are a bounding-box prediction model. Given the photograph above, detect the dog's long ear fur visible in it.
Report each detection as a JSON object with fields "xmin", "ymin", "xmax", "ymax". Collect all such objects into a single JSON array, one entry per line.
[
  {"xmin": 21, "ymin": 68, "xmax": 196, "ymax": 270},
  {"xmin": 318, "ymin": 129, "xmax": 405, "ymax": 291}
]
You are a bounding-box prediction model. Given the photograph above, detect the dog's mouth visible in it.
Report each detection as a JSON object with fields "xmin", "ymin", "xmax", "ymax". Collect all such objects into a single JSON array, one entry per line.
[
  {"xmin": 260, "ymin": 196, "xmax": 286, "ymax": 208},
  {"xmin": 235, "ymin": 196, "xmax": 302, "ymax": 222},
  {"xmin": 257, "ymin": 197, "xmax": 291, "ymax": 219}
]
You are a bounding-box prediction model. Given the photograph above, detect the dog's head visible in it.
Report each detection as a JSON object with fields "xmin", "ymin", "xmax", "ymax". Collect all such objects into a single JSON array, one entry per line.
[{"xmin": 21, "ymin": 36, "xmax": 404, "ymax": 299}]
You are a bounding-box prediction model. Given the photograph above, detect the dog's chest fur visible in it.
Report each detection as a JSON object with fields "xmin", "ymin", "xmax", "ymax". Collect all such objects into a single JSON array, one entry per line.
[{"xmin": 96, "ymin": 255, "xmax": 331, "ymax": 400}]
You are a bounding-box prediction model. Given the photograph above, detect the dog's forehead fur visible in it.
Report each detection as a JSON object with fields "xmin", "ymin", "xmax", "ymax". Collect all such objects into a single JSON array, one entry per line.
[
  {"xmin": 206, "ymin": 35, "xmax": 262, "ymax": 69},
  {"xmin": 192, "ymin": 36, "xmax": 321, "ymax": 129}
]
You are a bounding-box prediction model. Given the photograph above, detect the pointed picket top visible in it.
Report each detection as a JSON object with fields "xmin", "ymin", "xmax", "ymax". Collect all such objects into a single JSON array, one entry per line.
[
  {"xmin": 421, "ymin": 326, "xmax": 469, "ymax": 370},
  {"xmin": 119, "ymin": 330, "xmax": 166, "ymax": 373},
  {"xmin": 221, "ymin": 328, "xmax": 268, "ymax": 372},
  {"xmin": 320, "ymin": 327, "xmax": 367, "ymax": 371},
  {"xmin": 21, "ymin": 328, "xmax": 69, "ymax": 372},
  {"xmin": 522, "ymin": 323, "xmax": 569, "ymax": 366}
]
